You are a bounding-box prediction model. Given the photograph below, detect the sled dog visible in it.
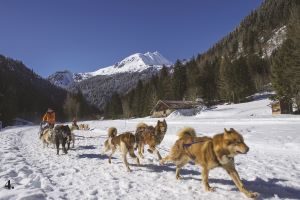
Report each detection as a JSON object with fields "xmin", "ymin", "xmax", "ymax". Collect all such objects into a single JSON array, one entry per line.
[
  {"xmin": 40, "ymin": 128, "xmax": 55, "ymax": 148},
  {"xmin": 53, "ymin": 125, "xmax": 72, "ymax": 155},
  {"xmin": 102, "ymin": 127, "xmax": 140, "ymax": 172},
  {"xmin": 160, "ymin": 127, "xmax": 258, "ymax": 198},
  {"xmin": 135, "ymin": 119, "xmax": 167, "ymax": 160},
  {"xmin": 69, "ymin": 125, "xmax": 78, "ymax": 148},
  {"xmin": 79, "ymin": 124, "xmax": 90, "ymax": 130}
]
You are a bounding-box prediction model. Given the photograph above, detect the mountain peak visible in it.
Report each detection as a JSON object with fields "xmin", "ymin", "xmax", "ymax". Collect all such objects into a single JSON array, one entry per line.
[
  {"xmin": 89, "ymin": 51, "xmax": 172, "ymax": 77},
  {"xmin": 47, "ymin": 70, "xmax": 74, "ymax": 89}
]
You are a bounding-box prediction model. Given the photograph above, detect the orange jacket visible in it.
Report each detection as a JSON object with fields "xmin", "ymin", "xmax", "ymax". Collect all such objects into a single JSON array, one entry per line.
[{"xmin": 42, "ymin": 112, "xmax": 56, "ymax": 124}]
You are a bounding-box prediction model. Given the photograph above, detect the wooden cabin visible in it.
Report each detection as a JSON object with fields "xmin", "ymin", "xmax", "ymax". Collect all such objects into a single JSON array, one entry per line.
[
  {"xmin": 270, "ymin": 100, "xmax": 293, "ymax": 115},
  {"xmin": 150, "ymin": 100, "xmax": 200, "ymax": 117}
]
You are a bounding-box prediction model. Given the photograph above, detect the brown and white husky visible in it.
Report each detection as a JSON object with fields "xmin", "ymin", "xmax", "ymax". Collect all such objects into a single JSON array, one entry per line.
[
  {"xmin": 135, "ymin": 119, "xmax": 167, "ymax": 160},
  {"xmin": 102, "ymin": 127, "xmax": 140, "ymax": 172}
]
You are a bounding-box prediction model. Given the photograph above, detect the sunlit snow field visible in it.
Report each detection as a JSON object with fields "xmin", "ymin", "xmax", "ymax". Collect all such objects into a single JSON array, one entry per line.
[{"xmin": 1, "ymin": 98, "xmax": 300, "ymax": 200}]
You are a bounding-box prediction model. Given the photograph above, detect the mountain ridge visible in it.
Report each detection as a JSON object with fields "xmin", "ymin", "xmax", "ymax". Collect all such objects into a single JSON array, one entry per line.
[{"xmin": 47, "ymin": 51, "xmax": 172, "ymax": 88}]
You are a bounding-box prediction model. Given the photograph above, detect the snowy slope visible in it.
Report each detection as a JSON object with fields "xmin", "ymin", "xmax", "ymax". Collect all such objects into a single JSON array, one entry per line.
[
  {"xmin": 1, "ymin": 99, "xmax": 300, "ymax": 200},
  {"xmin": 262, "ymin": 25, "xmax": 287, "ymax": 58}
]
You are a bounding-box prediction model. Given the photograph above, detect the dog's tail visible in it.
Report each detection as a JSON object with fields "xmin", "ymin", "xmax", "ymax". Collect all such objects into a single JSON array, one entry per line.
[
  {"xmin": 136, "ymin": 122, "xmax": 148, "ymax": 129},
  {"xmin": 177, "ymin": 127, "xmax": 196, "ymax": 139},
  {"xmin": 108, "ymin": 127, "xmax": 117, "ymax": 138}
]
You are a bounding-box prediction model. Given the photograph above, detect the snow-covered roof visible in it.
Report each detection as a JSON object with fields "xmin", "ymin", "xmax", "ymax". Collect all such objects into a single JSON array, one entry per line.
[{"xmin": 151, "ymin": 100, "xmax": 200, "ymax": 113}]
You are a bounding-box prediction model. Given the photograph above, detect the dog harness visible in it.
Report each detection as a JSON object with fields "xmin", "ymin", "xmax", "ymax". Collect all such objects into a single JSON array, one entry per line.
[
  {"xmin": 182, "ymin": 137, "xmax": 211, "ymax": 148},
  {"xmin": 183, "ymin": 141, "xmax": 205, "ymax": 148},
  {"xmin": 182, "ymin": 138, "xmax": 215, "ymax": 162},
  {"xmin": 182, "ymin": 140, "xmax": 205, "ymax": 161}
]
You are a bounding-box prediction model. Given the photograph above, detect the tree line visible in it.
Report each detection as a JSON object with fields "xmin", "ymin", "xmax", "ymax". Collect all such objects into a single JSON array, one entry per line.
[{"xmin": 270, "ymin": 4, "xmax": 300, "ymax": 111}]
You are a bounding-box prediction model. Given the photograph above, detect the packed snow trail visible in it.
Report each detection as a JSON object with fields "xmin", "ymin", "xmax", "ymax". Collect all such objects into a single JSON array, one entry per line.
[{"xmin": 1, "ymin": 99, "xmax": 300, "ymax": 200}]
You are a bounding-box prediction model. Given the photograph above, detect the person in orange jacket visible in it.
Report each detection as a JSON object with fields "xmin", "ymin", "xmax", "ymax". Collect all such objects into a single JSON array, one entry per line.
[
  {"xmin": 42, "ymin": 108, "xmax": 56, "ymax": 129},
  {"xmin": 39, "ymin": 108, "xmax": 56, "ymax": 137}
]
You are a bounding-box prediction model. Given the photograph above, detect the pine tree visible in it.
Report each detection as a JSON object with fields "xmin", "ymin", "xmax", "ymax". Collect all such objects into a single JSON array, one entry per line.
[
  {"xmin": 199, "ymin": 59, "xmax": 219, "ymax": 105},
  {"xmin": 287, "ymin": 4, "xmax": 300, "ymax": 109},
  {"xmin": 104, "ymin": 92, "xmax": 123, "ymax": 119},
  {"xmin": 185, "ymin": 58, "xmax": 201, "ymax": 101},
  {"xmin": 63, "ymin": 93, "xmax": 80, "ymax": 120},
  {"xmin": 270, "ymin": 2, "xmax": 299, "ymax": 110},
  {"xmin": 246, "ymin": 55, "xmax": 270, "ymax": 91},
  {"xmin": 158, "ymin": 66, "xmax": 172, "ymax": 100},
  {"xmin": 172, "ymin": 60, "xmax": 187, "ymax": 100},
  {"xmin": 233, "ymin": 57, "xmax": 255, "ymax": 102},
  {"xmin": 133, "ymin": 80, "xmax": 144, "ymax": 116},
  {"xmin": 271, "ymin": 42, "xmax": 293, "ymax": 106},
  {"xmin": 218, "ymin": 57, "xmax": 231, "ymax": 101}
]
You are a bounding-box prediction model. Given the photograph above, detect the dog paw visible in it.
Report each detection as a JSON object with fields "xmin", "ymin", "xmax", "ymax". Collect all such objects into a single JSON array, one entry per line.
[
  {"xmin": 246, "ymin": 192, "xmax": 259, "ymax": 198},
  {"xmin": 176, "ymin": 175, "xmax": 182, "ymax": 180},
  {"xmin": 127, "ymin": 169, "xmax": 132, "ymax": 172},
  {"xmin": 205, "ymin": 187, "xmax": 216, "ymax": 192}
]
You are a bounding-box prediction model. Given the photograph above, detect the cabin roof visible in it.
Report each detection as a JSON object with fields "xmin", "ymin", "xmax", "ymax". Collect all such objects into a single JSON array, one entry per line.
[{"xmin": 151, "ymin": 100, "xmax": 200, "ymax": 113}]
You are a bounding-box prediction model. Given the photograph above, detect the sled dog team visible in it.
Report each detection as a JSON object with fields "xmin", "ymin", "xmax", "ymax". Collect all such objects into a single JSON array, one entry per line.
[
  {"xmin": 39, "ymin": 118, "xmax": 258, "ymax": 198},
  {"xmin": 102, "ymin": 119, "xmax": 258, "ymax": 198},
  {"xmin": 39, "ymin": 108, "xmax": 89, "ymax": 154},
  {"xmin": 40, "ymin": 123, "xmax": 89, "ymax": 154},
  {"xmin": 40, "ymin": 124, "xmax": 75, "ymax": 155}
]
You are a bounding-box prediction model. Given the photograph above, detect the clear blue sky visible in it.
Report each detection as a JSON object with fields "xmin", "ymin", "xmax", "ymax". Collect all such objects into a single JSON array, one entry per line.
[{"xmin": 0, "ymin": 0, "xmax": 263, "ymax": 77}]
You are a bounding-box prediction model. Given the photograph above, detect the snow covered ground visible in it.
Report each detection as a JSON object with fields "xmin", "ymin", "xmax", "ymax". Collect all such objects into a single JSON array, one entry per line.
[{"xmin": 1, "ymin": 98, "xmax": 300, "ymax": 200}]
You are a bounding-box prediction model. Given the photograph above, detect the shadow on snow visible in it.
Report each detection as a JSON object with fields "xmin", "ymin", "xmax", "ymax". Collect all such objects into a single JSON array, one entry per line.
[
  {"xmin": 77, "ymin": 153, "xmax": 116, "ymax": 160},
  {"xmin": 76, "ymin": 145, "xmax": 97, "ymax": 150},
  {"xmin": 133, "ymin": 163, "xmax": 300, "ymax": 199}
]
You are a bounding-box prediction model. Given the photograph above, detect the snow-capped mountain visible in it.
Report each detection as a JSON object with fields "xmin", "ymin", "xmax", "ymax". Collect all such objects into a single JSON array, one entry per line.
[
  {"xmin": 48, "ymin": 51, "xmax": 172, "ymax": 88},
  {"xmin": 47, "ymin": 70, "xmax": 74, "ymax": 89},
  {"xmin": 47, "ymin": 51, "xmax": 172, "ymax": 109},
  {"xmin": 77, "ymin": 51, "xmax": 172, "ymax": 81}
]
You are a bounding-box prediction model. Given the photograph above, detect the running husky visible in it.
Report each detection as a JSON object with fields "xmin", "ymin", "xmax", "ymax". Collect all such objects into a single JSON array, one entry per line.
[
  {"xmin": 160, "ymin": 127, "xmax": 258, "ymax": 198},
  {"xmin": 102, "ymin": 127, "xmax": 140, "ymax": 172},
  {"xmin": 135, "ymin": 119, "xmax": 167, "ymax": 160}
]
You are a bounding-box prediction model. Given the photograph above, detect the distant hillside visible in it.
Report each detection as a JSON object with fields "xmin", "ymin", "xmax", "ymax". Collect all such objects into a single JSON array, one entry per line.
[
  {"xmin": 201, "ymin": 0, "xmax": 292, "ymax": 60},
  {"xmin": 0, "ymin": 55, "xmax": 96, "ymax": 126},
  {"xmin": 69, "ymin": 67, "xmax": 161, "ymax": 109}
]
